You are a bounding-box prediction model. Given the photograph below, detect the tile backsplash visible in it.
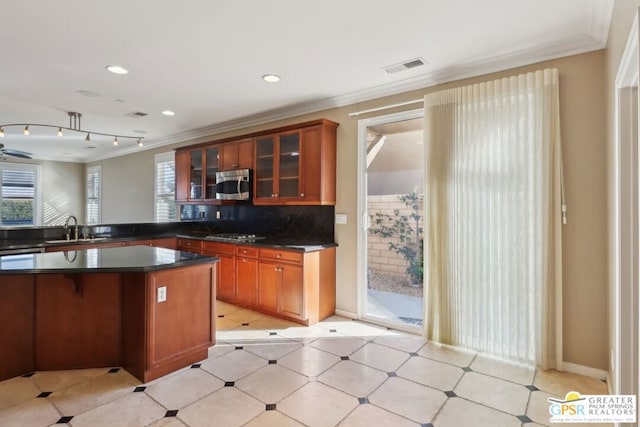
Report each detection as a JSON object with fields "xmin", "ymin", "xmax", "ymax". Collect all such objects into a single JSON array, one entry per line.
[{"xmin": 180, "ymin": 205, "xmax": 334, "ymax": 241}]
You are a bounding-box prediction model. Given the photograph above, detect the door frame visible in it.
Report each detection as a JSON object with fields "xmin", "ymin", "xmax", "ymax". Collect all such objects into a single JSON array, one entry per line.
[
  {"xmin": 611, "ymin": 7, "xmax": 639, "ymax": 399},
  {"xmin": 356, "ymin": 108, "xmax": 425, "ymax": 332}
]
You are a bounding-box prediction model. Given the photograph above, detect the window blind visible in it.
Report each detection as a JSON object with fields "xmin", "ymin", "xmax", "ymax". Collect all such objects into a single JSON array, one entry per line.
[
  {"xmin": 155, "ymin": 152, "xmax": 176, "ymax": 222},
  {"xmin": 0, "ymin": 164, "xmax": 38, "ymax": 225},
  {"xmin": 86, "ymin": 165, "xmax": 101, "ymax": 224}
]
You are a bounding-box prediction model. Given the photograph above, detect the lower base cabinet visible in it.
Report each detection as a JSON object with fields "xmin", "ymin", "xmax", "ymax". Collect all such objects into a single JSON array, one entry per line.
[
  {"xmin": 258, "ymin": 261, "xmax": 303, "ymax": 319},
  {"xmin": 0, "ymin": 262, "xmax": 216, "ymax": 383},
  {"xmin": 257, "ymin": 262, "xmax": 279, "ymax": 313},
  {"xmin": 36, "ymin": 274, "xmax": 122, "ymax": 370},
  {"xmin": 235, "ymin": 257, "xmax": 258, "ymax": 305},
  {"xmin": 187, "ymin": 237, "xmax": 336, "ymax": 325}
]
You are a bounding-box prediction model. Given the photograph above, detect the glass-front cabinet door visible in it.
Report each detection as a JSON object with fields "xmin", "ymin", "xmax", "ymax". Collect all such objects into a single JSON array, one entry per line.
[
  {"xmin": 189, "ymin": 149, "xmax": 203, "ymax": 200},
  {"xmin": 205, "ymin": 146, "xmax": 219, "ymax": 199},
  {"xmin": 255, "ymin": 135, "xmax": 275, "ymax": 200},
  {"xmin": 278, "ymin": 131, "xmax": 301, "ymax": 199}
]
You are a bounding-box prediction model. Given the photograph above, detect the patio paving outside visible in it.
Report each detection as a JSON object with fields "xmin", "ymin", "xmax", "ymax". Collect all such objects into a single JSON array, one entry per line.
[{"xmin": 366, "ymin": 288, "xmax": 423, "ymax": 327}]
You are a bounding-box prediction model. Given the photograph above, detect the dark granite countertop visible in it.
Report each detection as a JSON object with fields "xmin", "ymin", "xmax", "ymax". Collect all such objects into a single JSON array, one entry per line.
[
  {"xmin": 0, "ymin": 246, "xmax": 218, "ymax": 274},
  {"xmin": 175, "ymin": 234, "xmax": 336, "ymax": 252}
]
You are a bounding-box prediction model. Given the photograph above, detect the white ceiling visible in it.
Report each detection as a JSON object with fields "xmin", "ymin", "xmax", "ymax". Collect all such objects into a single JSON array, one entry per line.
[{"xmin": 0, "ymin": 0, "xmax": 613, "ymax": 163}]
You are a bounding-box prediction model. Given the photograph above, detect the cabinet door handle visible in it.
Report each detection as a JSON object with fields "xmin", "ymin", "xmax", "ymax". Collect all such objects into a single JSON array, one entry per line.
[
  {"xmin": 276, "ymin": 254, "xmax": 281, "ymax": 259},
  {"xmin": 300, "ymin": 193, "xmax": 304, "ymax": 197}
]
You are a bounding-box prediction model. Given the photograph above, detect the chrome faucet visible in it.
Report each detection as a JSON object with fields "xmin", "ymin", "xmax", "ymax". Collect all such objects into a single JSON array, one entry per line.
[{"xmin": 64, "ymin": 215, "xmax": 78, "ymax": 241}]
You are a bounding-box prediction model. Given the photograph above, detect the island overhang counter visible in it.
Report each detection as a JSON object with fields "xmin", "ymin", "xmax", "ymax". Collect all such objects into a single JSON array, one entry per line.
[{"xmin": 0, "ymin": 245, "xmax": 219, "ymax": 383}]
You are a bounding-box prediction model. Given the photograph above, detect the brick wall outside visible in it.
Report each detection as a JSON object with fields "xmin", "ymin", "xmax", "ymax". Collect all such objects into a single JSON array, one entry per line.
[{"xmin": 367, "ymin": 194, "xmax": 423, "ymax": 278}]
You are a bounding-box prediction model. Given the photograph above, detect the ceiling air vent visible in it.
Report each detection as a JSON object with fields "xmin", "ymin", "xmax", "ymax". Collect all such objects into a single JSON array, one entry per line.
[
  {"xmin": 383, "ymin": 57, "xmax": 427, "ymax": 74},
  {"xmin": 125, "ymin": 111, "xmax": 148, "ymax": 118}
]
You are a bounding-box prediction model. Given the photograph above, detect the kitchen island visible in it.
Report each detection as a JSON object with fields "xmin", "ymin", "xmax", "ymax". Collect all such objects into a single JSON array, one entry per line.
[{"xmin": 0, "ymin": 246, "xmax": 219, "ymax": 383}]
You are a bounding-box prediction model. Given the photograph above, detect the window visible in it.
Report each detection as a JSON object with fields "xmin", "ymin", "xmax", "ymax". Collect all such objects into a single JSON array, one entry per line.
[
  {"xmin": 155, "ymin": 152, "xmax": 176, "ymax": 222},
  {"xmin": 0, "ymin": 163, "xmax": 40, "ymax": 225},
  {"xmin": 86, "ymin": 165, "xmax": 101, "ymax": 224}
]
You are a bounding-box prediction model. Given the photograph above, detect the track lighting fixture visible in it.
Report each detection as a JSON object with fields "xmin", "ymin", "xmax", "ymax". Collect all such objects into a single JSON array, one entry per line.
[{"xmin": 0, "ymin": 112, "xmax": 144, "ymax": 148}]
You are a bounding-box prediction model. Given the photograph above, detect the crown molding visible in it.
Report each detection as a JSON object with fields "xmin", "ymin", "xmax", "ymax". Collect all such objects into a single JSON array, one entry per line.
[
  {"xmin": 84, "ymin": 5, "xmax": 612, "ymax": 163},
  {"xmin": 589, "ymin": 0, "xmax": 615, "ymax": 47}
]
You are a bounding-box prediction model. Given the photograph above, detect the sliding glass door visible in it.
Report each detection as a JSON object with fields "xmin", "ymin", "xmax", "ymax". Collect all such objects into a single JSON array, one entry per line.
[{"xmin": 357, "ymin": 109, "xmax": 424, "ymax": 331}]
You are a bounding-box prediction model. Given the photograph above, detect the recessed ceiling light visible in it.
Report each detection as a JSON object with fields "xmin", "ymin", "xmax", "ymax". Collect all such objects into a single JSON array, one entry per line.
[
  {"xmin": 262, "ymin": 74, "xmax": 281, "ymax": 83},
  {"xmin": 106, "ymin": 65, "xmax": 129, "ymax": 75},
  {"xmin": 77, "ymin": 89, "xmax": 101, "ymax": 98},
  {"xmin": 162, "ymin": 110, "xmax": 175, "ymax": 116}
]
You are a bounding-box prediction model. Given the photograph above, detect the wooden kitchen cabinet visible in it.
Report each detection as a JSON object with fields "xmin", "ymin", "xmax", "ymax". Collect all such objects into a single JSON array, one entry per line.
[
  {"xmin": 144, "ymin": 265, "xmax": 215, "ymax": 375},
  {"xmin": 0, "ymin": 275, "xmax": 34, "ymax": 380},
  {"xmin": 175, "ymin": 146, "xmax": 219, "ymax": 203},
  {"xmin": 258, "ymin": 248, "xmax": 304, "ymax": 319},
  {"xmin": 203, "ymin": 241, "xmax": 235, "ymax": 300},
  {"xmin": 220, "ymin": 138, "xmax": 253, "ymax": 171},
  {"xmin": 175, "ymin": 150, "xmax": 190, "ymax": 202},
  {"xmin": 253, "ymin": 120, "xmax": 337, "ymax": 205},
  {"xmin": 300, "ymin": 124, "xmax": 336, "ymax": 204},
  {"xmin": 170, "ymin": 237, "xmax": 336, "ymax": 325},
  {"xmin": 175, "ymin": 119, "xmax": 337, "ymax": 206},
  {"xmin": 235, "ymin": 245, "xmax": 258, "ymax": 306},
  {"xmin": 254, "ymin": 131, "xmax": 300, "ymax": 203},
  {"xmin": 257, "ymin": 262, "xmax": 279, "ymax": 312},
  {"xmin": 258, "ymin": 260, "xmax": 303, "ymax": 319},
  {"xmin": 256, "ymin": 247, "xmax": 334, "ymax": 324},
  {"xmin": 0, "ymin": 250, "xmax": 217, "ymax": 383},
  {"xmin": 35, "ymin": 273, "xmax": 122, "ymax": 370},
  {"xmin": 177, "ymin": 238, "xmax": 203, "ymax": 253}
]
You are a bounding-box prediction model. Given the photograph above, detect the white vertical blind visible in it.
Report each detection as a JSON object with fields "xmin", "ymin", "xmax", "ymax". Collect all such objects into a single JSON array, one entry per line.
[
  {"xmin": 424, "ymin": 69, "xmax": 563, "ymax": 367},
  {"xmin": 86, "ymin": 165, "xmax": 101, "ymax": 225},
  {"xmin": 155, "ymin": 152, "xmax": 176, "ymax": 222}
]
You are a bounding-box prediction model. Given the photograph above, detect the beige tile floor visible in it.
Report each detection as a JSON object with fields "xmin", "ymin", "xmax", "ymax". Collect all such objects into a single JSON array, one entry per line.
[{"xmin": 0, "ymin": 301, "xmax": 610, "ymax": 427}]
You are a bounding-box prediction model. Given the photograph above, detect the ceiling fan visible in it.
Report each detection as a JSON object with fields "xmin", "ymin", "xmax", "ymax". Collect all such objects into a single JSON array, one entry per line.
[{"xmin": 0, "ymin": 143, "xmax": 33, "ymax": 159}]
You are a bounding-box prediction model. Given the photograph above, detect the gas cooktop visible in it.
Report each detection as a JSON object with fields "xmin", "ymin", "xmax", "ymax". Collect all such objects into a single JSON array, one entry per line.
[{"xmin": 204, "ymin": 233, "xmax": 265, "ymax": 242}]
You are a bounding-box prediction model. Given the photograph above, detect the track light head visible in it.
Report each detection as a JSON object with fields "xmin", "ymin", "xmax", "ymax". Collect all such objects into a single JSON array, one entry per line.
[{"xmin": 0, "ymin": 112, "xmax": 145, "ymax": 155}]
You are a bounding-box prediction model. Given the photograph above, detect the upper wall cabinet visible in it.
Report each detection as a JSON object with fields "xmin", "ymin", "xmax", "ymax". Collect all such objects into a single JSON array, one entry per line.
[
  {"xmin": 253, "ymin": 120, "xmax": 337, "ymax": 206},
  {"xmin": 175, "ymin": 119, "xmax": 338, "ymax": 205},
  {"xmin": 175, "ymin": 146, "xmax": 220, "ymax": 203},
  {"xmin": 220, "ymin": 138, "xmax": 253, "ymax": 171}
]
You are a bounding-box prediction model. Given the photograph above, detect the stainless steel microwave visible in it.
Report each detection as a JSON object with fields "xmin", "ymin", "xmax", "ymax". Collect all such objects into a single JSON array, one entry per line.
[{"xmin": 215, "ymin": 169, "xmax": 250, "ymax": 200}]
